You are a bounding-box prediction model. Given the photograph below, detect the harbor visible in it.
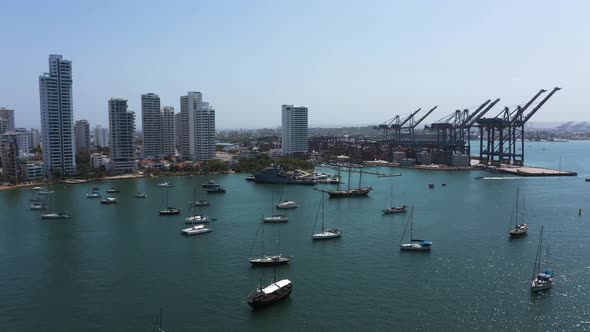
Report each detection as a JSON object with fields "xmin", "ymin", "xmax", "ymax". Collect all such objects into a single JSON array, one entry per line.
[{"xmin": 1, "ymin": 141, "xmax": 589, "ymax": 331}]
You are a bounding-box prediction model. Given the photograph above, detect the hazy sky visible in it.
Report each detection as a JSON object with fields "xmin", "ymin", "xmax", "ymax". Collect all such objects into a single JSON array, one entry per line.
[{"xmin": 0, "ymin": 0, "xmax": 588, "ymax": 130}]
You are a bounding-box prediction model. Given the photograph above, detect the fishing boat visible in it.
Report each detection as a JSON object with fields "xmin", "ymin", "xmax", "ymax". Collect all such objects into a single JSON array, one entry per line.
[
  {"xmin": 181, "ymin": 224, "xmax": 212, "ymax": 235},
  {"xmin": 312, "ymin": 192, "xmax": 342, "ymax": 240},
  {"xmin": 400, "ymin": 207, "xmax": 431, "ymax": 251},
  {"xmin": 509, "ymin": 188, "xmax": 528, "ymax": 237},
  {"xmin": 106, "ymin": 188, "xmax": 120, "ymax": 193},
  {"xmin": 316, "ymin": 165, "xmax": 372, "ymax": 198},
  {"xmin": 100, "ymin": 197, "xmax": 117, "ymax": 204},
  {"xmin": 159, "ymin": 189, "xmax": 180, "ymax": 215},
  {"xmin": 156, "ymin": 182, "xmax": 173, "ymax": 187},
  {"xmin": 383, "ymin": 185, "xmax": 407, "ymax": 214},
  {"xmin": 40, "ymin": 212, "xmax": 71, "ymax": 219},
  {"xmin": 247, "ymin": 272, "xmax": 292, "ymax": 308},
  {"xmin": 249, "ymin": 225, "xmax": 290, "ymax": 266},
  {"xmin": 135, "ymin": 193, "xmax": 147, "ymax": 198},
  {"xmin": 531, "ymin": 226, "xmax": 553, "ymax": 292}
]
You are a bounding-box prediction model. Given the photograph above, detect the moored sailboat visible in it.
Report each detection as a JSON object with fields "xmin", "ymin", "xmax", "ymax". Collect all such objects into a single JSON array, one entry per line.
[
  {"xmin": 383, "ymin": 185, "xmax": 407, "ymax": 214},
  {"xmin": 249, "ymin": 225, "xmax": 290, "ymax": 266},
  {"xmin": 509, "ymin": 188, "xmax": 528, "ymax": 237},
  {"xmin": 400, "ymin": 207, "xmax": 431, "ymax": 251},
  {"xmin": 181, "ymin": 224, "xmax": 212, "ymax": 235},
  {"xmin": 312, "ymin": 192, "xmax": 342, "ymax": 240},
  {"xmin": 159, "ymin": 188, "xmax": 180, "ymax": 215},
  {"xmin": 531, "ymin": 226, "xmax": 553, "ymax": 292},
  {"xmin": 315, "ymin": 165, "xmax": 372, "ymax": 198}
]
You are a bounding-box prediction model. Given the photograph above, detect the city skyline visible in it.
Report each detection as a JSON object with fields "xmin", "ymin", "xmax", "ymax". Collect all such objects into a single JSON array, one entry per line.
[{"xmin": 1, "ymin": 1, "xmax": 588, "ymax": 130}]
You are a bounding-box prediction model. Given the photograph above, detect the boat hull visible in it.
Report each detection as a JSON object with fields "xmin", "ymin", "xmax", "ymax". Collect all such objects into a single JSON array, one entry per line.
[
  {"xmin": 182, "ymin": 228, "xmax": 212, "ymax": 235},
  {"xmin": 159, "ymin": 210, "xmax": 180, "ymax": 215},
  {"xmin": 248, "ymin": 257, "xmax": 290, "ymax": 266},
  {"xmin": 383, "ymin": 207, "xmax": 407, "ymax": 214},
  {"xmin": 312, "ymin": 230, "xmax": 342, "ymax": 240},
  {"xmin": 400, "ymin": 243, "xmax": 431, "ymax": 251},
  {"xmin": 326, "ymin": 187, "xmax": 372, "ymax": 198},
  {"xmin": 247, "ymin": 284, "xmax": 292, "ymax": 308}
]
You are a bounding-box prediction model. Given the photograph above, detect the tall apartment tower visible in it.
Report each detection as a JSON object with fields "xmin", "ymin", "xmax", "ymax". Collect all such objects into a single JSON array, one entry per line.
[
  {"xmin": 74, "ymin": 119, "xmax": 90, "ymax": 153},
  {"xmin": 174, "ymin": 112, "xmax": 182, "ymax": 149},
  {"xmin": 0, "ymin": 108, "xmax": 15, "ymax": 133},
  {"xmin": 195, "ymin": 102, "xmax": 216, "ymax": 161},
  {"xmin": 161, "ymin": 106, "xmax": 176, "ymax": 157},
  {"xmin": 179, "ymin": 92, "xmax": 215, "ymax": 161},
  {"xmin": 141, "ymin": 93, "xmax": 161, "ymax": 159},
  {"xmin": 108, "ymin": 98, "xmax": 136, "ymax": 173},
  {"xmin": 0, "ymin": 133, "xmax": 19, "ymax": 183},
  {"xmin": 281, "ymin": 105, "xmax": 309, "ymax": 155},
  {"xmin": 39, "ymin": 54, "xmax": 76, "ymax": 176},
  {"xmin": 30, "ymin": 128, "xmax": 41, "ymax": 148},
  {"xmin": 94, "ymin": 125, "xmax": 109, "ymax": 147}
]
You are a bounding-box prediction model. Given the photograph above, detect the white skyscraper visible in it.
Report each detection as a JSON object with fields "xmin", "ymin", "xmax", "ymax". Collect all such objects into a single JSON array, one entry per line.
[
  {"xmin": 281, "ymin": 105, "xmax": 309, "ymax": 155},
  {"xmin": 108, "ymin": 98, "xmax": 136, "ymax": 173},
  {"xmin": 161, "ymin": 106, "xmax": 175, "ymax": 157},
  {"xmin": 94, "ymin": 125, "xmax": 109, "ymax": 147},
  {"xmin": 29, "ymin": 128, "xmax": 41, "ymax": 148},
  {"xmin": 75, "ymin": 119, "xmax": 90, "ymax": 153},
  {"xmin": 39, "ymin": 54, "xmax": 76, "ymax": 176},
  {"xmin": 141, "ymin": 93, "xmax": 161, "ymax": 159},
  {"xmin": 179, "ymin": 92, "xmax": 215, "ymax": 161}
]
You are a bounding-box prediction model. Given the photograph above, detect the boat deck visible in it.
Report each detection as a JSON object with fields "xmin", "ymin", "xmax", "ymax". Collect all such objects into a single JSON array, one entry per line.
[{"xmin": 495, "ymin": 166, "xmax": 577, "ymax": 177}]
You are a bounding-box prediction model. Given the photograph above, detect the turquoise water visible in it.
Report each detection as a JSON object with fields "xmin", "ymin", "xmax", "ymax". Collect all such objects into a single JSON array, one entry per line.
[{"xmin": 1, "ymin": 141, "xmax": 589, "ymax": 331}]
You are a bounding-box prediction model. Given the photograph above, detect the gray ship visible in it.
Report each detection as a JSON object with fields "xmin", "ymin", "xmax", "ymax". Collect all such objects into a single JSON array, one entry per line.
[{"xmin": 253, "ymin": 166, "xmax": 316, "ymax": 185}]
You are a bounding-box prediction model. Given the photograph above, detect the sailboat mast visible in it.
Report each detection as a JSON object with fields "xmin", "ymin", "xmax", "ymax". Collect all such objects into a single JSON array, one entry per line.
[
  {"xmin": 410, "ymin": 207, "xmax": 414, "ymax": 240},
  {"xmin": 347, "ymin": 166, "xmax": 351, "ymax": 192},
  {"xmin": 359, "ymin": 167, "xmax": 362, "ymax": 188},
  {"xmin": 261, "ymin": 222, "xmax": 265, "ymax": 256},
  {"xmin": 321, "ymin": 192, "xmax": 325, "ymax": 231},
  {"xmin": 515, "ymin": 188, "xmax": 519, "ymax": 227}
]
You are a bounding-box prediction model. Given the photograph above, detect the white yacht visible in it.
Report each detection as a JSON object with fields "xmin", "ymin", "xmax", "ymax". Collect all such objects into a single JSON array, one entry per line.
[
  {"xmin": 100, "ymin": 197, "xmax": 117, "ymax": 204},
  {"xmin": 181, "ymin": 224, "xmax": 212, "ymax": 235},
  {"xmin": 40, "ymin": 212, "xmax": 71, "ymax": 219},
  {"xmin": 86, "ymin": 192, "xmax": 101, "ymax": 198},
  {"xmin": 276, "ymin": 200, "xmax": 299, "ymax": 209},
  {"xmin": 263, "ymin": 215, "xmax": 288, "ymax": 223},
  {"xmin": 156, "ymin": 182, "xmax": 173, "ymax": 187},
  {"xmin": 185, "ymin": 215, "xmax": 210, "ymax": 224}
]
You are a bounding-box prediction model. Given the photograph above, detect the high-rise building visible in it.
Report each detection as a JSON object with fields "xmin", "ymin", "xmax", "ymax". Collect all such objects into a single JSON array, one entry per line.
[
  {"xmin": 13, "ymin": 128, "xmax": 31, "ymax": 156},
  {"xmin": 179, "ymin": 92, "xmax": 216, "ymax": 161},
  {"xmin": 141, "ymin": 93, "xmax": 162, "ymax": 159},
  {"xmin": 161, "ymin": 106, "xmax": 175, "ymax": 157},
  {"xmin": 94, "ymin": 125, "xmax": 109, "ymax": 147},
  {"xmin": 74, "ymin": 120, "xmax": 90, "ymax": 153},
  {"xmin": 0, "ymin": 133, "xmax": 19, "ymax": 182},
  {"xmin": 39, "ymin": 54, "xmax": 76, "ymax": 176},
  {"xmin": 174, "ymin": 112, "xmax": 182, "ymax": 148},
  {"xmin": 195, "ymin": 102, "xmax": 216, "ymax": 161},
  {"xmin": 281, "ymin": 105, "xmax": 309, "ymax": 155},
  {"xmin": 0, "ymin": 108, "xmax": 15, "ymax": 133},
  {"xmin": 108, "ymin": 98, "xmax": 136, "ymax": 173},
  {"xmin": 29, "ymin": 128, "xmax": 41, "ymax": 148}
]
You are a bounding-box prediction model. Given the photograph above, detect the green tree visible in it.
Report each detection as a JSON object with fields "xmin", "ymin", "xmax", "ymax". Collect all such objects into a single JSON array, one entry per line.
[{"xmin": 205, "ymin": 160, "xmax": 229, "ymax": 173}]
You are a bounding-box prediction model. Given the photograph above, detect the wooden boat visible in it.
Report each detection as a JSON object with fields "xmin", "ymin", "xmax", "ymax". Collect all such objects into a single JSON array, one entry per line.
[
  {"xmin": 315, "ymin": 165, "xmax": 372, "ymax": 198},
  {"xmin": 247, "ymin": 273, "xmax": 292, "ymax": 309}
]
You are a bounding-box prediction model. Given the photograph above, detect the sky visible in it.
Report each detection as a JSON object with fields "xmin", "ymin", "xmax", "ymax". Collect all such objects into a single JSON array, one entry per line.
[{"xmin": 0, "ymin": 0, "xmax": 588, "ymax": 130}]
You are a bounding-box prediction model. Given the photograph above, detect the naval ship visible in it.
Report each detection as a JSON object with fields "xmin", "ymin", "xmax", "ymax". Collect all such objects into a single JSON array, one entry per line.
[{"xmin": 253, "ymin": 165, "xmax": 316, "ymax": 185}]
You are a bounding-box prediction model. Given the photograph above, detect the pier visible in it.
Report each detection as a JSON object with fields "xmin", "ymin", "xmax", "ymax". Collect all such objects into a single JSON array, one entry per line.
[{"xmin": 494, "ymin": 165, "xmax": 577, "ymax": 177}]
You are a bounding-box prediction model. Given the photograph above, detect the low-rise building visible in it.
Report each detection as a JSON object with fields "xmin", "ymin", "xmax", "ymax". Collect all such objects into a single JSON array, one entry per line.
[
  {"xmin": 90, "ymin": 153, "xmax": 109, "ymax": 169},
  {"xmin": 22, "ymin": 163, "xmax": 44, "ymax": 181},
  {"xmin": 392, "ymin": 151, "xmax": 406, "ymax": 163},
  {"xmin": 451, "ymin": 153, "xmax": 470, "ymax": 167}
]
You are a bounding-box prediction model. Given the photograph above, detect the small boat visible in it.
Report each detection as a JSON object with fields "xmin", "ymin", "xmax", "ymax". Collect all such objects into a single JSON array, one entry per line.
[
  {"xmin": 159, "ymin": 189, "xmax": 180, "ymax": 215},
  {"xmin": 192, "ymin": 199, "xmax": 211, "ymax": 206},
  {"xmin": 202, "ymin": 180, "xmax": 219, "ymax": 189},
  {"xmin": 206, "ymin": 187, "xmax": 226, "ymax": 193},
  {"xmin": 38, "ymin": 190, "xmax": 55, "ymax": 195},
  {"xmin": 181, "ymin": 224, "xmax": 212, "ymax": 235},
  {"xmin": 531, "ymin": 226, "xmax": 553, "ymax": 292},
  {"xmin": 29, "ymin": 201, "xmax": 47, "ymax": 210},
  {"xmin": 509, "ymin": 188, "xmax": 528, "ymax": 238},
  {"xmin": 276, "ymin": 200, "xmax": 299, "ymax": 209},
  {"xmin": 106, "ymin": 188, "xmax": 120, "ymax": 193},
  {"xmin": 156, "ymin": 182, "xmax": 173, "ymax": 187},
  {"xmin": 40, "ymin": 212, "xmax": 71, "ymax": 219},
  {"xmin": 86, "ymin": 192, "xmax": 101, "ymax": 198},
  {"xmin": 247, "ymin": 276, "xmax": 292, "ymax": 309},
  {"xmin": 185, "ymin": 215, "xmax": 210, "ymax": 224},
  {"xmin": 263, "ymin": 215, "xmax": 288, "ymax": 223},
  {"xmin": 135, "ymin": 193, "xmax": 147, "ymax": 198},
  {"xmin": 246, "ymin": 175, "xmax": 256, "ymax": 181},
  {"xmin": 312, "ymin": 192, "xmax": 342, "ymax": 240},
  {"xmin": 31, "ymin": 186, "xmax": 44, "ymax": 191},
  {"xmin": 100, "ymin": 197, "xmax": 117, "ymax": 204},
  {"xmin": 383, "ymin": 185, "xmax": 407, "ymax": 214},
  {"xmin": 400, "ymin": 207, "xmax": 431, "ymax": 251},
  {"xmin": 249, "ymin": 225, "xmax": 290, "ymax": 266}
]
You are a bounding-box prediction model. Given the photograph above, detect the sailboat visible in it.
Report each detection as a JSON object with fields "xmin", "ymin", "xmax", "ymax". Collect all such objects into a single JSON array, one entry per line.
[
  {"xmin": 40, "ymin": 196, "xmax": 71, "ymax": 219},
  {"xmin": 190, "ymin": 187, "xmax": 210, "ymax": 206},
  {"xmin": 247, "ymin": 270, "xmax": 292, "ymax": 309},
  {"xmin": 531, "ymin": 226, "xmax": 553, "ymax": 292},
  {"xmin": 159, "ymin": 188, "xmax": 180, "ymax": 215},
  {"xmin": 383, "ymin": 185, "xmax": 407, "ymax": 214},
  {"xmin": 152, "ymin": 308, "xmax": 167, "ymax": 332},
  {"xmin": 185, "ymin": 200, "xmax": 210, "ymax": 224},
  {"xmin": 29, "ymin": 193, "xmax": 47, "ymax": 210},
  {"xmin": 312, "ymin": 192, "xmax": 342, "ymax": 240},
  {"xmin": 263, "ymin": 192, "xmax": 288, "ymax": 223},
  {"xmin": 249, "ymin": 225, "xmax": 290, "ymax": 265},
  {"xmin": 399, "ymin": 207, "xmax": 431, "ymax": 251},
  {"xmin": 316, "ymin": 165, "xmax": 372, "ymax": 198},
  {"xmin": 276, "ymin": 166, "xmax": 299, "ymax": 209},
  {"xmin": 509, "ymin": 188, "xmax": 528, "ymax": 237}
]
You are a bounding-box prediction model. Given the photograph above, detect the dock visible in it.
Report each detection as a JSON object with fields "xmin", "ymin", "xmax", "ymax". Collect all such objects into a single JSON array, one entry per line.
[{"xmin": 494, "ymin": 165, "xmax": 577, "ymax": 177}]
